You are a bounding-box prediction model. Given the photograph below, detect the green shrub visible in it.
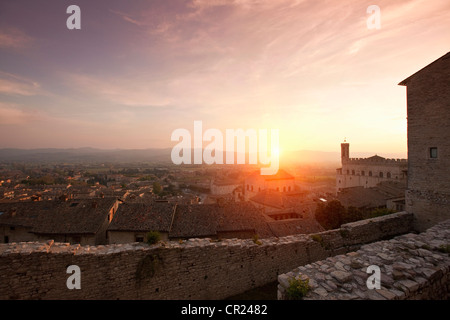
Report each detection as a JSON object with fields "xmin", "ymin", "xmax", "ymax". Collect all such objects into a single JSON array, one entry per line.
[
  {"xmin": 311, "ymin": 234, "xmax": 323, "ymax": 244},
  {"xmin": 286, "ymin": 277, "xmax": 311, "ymax": 300},
  {"xmin": 146, "ymin": 231, "xmax": 161, "ymax": 245},
  {"xmin": 252, "ymin": 234, "xmax": 262, "ymax": 245}
]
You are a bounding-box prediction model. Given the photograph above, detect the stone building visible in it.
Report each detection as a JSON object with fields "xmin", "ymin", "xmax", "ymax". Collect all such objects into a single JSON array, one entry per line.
[
  {"xmin": 336, "ymin": 142, "xmax": 407, "ymax": 192},
  {"xmin": 210, "ymin": 178, "xmax": 241, "ymax": 195},
  {"xmin": 244, "ymin": 169, "xmax": 296, "ymax": 200},
  {"xmin": 0, "ymin": 197, "xmax": 120, "ymax": 245},
  {"xmin": 107, "ymin": 201, "xmax": 176, "ymax": 243},
  {"xmin": 399, "ymin": 51, "xmax": 450, "ymax": 231}
]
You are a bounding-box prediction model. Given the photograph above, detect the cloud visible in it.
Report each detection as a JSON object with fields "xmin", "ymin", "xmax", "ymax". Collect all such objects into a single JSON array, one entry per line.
[
  {"xmin": 0, "ymin": 71, "xmax": 41, "ymax": 96},
  {"xmin": 65, "ymin": 73, "xmax": 172, "ymax": 107},
  {"xmin": 0, "ymin": 103, "xmax": 38, "ymax": 125},
  {"xmin": 0, "ymin": 28, "xmax": 33, "ymax": 50},
  {"xmin": 109, "ymin": 9, "xmax": 145, "ymax": 26}
]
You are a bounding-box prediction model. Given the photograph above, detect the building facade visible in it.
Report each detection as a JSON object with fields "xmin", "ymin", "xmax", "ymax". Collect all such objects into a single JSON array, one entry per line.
[
  {"xmin": 399, "ymin": 51, "xmax": 450, "ymax": 231},
  {"xmin": 336, "ymin": 142, "xmax": 407, "ymax": 192},
  {"xmin": 244, "ymin": 169, "xmax": 296, "ymax": 200}
]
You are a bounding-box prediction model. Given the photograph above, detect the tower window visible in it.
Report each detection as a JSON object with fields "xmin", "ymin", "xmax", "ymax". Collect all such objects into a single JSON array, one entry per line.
[
  {"xmin": 379, "ymin": 172, "xmax": 384, "ymax": 178},
  {"xmin": 429, "ymin": 147, "xmax": 438, "ymax": 159}
]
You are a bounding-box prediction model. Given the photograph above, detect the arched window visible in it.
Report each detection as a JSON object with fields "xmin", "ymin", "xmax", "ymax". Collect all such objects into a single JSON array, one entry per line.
[
  {"xmin": 346, "ymin": 170, "xmax": 350, "ymax": 175},
  {"xmin": 387, "ymin": 172, "xmax": 391, "ymax": 178},
  {"xmin": 283, "ymin": 187, "xmax": 286, "ymax": 192},
  {"xmin": 369, "ymin": 171, "xmax": 373, "ymax": 177},
  {"xmin": 361, "ymin": 171, "xmax": 365, "ymax": 176},
  {"xmin": 251, "ymin": 185, "xmax": 254, "ymax": 191},
  {"xmin": 379, "ymin": 172, "xmax": 383, "ymax": 178},
  {"xmin": 247, "ymin": 184, "xmax": 249, "ymax": 190},
  {"xmin": 288, "ymin": 186, "xmax": 291, "ymax": 191},
  {"xmin": 352, "ymin": 170, "xmax": 355, "ymax": 175}
]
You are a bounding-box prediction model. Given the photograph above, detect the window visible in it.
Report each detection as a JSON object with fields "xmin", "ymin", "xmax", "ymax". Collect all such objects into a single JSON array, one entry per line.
[
  {"xmin": 379, "ymin": 172, "xmax": 384, "ymax": 178},
  {"xmin": 288, "ymin": 186, "xmax": 291, "ymax": 191},
  {"xmin": 346, "ymin": 170, "xmax": 350, "ymax": 175},
  {"xmin": 387, "ymin": 172, "xmax": 391, "ymax": 178},
  {"xmin": 369, "ymin": 171, "xmax": 372, "ymax": 177},
  {"xmin": 4, "ymin": 236, "xmax": 8, "ymax": 243},
  {"xmin": 352, "ymin": 170, "xmax": 355, "ymax": 175},
  {"xmin": 430, "ymin": 147, "xmax": 438, "ymax": 159},
  {"xmin": 135, "ymin": 235, "xmax": 144, "ymax": 242},
  {"xmin": 283, "ymin": 187, "xmax": 286, "ymax": 192},
  {"xmin": 361, "ymin": 171, "xmax": 365, "ymax": 176}
]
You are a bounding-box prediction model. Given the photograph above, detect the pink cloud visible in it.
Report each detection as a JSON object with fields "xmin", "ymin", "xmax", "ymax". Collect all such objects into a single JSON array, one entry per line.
[
  {"xmin": 0, "ymin": 28, "xmax": 33, "ymax": 50},
  {"xmin": 0, "ymin": 72, "xmax": 41, "ymax": 96}
]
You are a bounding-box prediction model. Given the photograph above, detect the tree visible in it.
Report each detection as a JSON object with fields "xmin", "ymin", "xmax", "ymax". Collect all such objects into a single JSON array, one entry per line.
[
  {"xmin": 315, "ymin": 200, "xmax": 346, "ymax": 230},
  {"xmin": 344, "ymin": 206, "xmax": 363, "ymax": 224},
  {"xmin": 152, "ymin": 181, "xmax": 162, "ymax": 195}
]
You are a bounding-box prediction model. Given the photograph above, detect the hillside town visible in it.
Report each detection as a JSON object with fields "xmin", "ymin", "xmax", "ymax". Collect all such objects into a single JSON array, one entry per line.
[
  {"xmin": 0, "ymin": 162, "xmax": 336, "ymax": 245},
  {"xmin": 0, "ymin": 145, "xmax": 410, "ymax": 246}
]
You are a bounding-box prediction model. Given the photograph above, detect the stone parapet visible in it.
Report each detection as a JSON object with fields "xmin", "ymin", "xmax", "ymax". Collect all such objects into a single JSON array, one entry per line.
[{"xmin": 278, "ymin": 219, "xmax": 450, "ymax": 300}]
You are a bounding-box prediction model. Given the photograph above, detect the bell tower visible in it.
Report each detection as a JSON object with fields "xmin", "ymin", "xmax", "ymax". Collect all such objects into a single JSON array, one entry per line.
[{"xmin": 341, "ymin": 140, "xmax": 349, "ymax": 164}]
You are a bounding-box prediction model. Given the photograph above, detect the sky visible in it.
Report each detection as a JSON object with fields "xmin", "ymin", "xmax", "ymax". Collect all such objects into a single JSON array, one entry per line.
[{"xmin": 0, "ymin": 0, "xmax": 449, "ymax": 157}]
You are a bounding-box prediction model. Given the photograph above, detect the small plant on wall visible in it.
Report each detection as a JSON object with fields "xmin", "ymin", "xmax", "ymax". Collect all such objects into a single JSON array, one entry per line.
[
  {"xmin": 146, "ymin": 231, "xmax": 161, "ymax": 245},
  {"xmin": 286, "ymin": 276, "xmax": 311, "ymax": 300}
]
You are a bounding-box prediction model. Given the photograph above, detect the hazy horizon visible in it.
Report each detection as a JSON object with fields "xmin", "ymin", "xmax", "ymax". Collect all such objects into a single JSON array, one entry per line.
[{"xmin": 1, "ymin": 0, "xmax": 449, "ymax": 156}]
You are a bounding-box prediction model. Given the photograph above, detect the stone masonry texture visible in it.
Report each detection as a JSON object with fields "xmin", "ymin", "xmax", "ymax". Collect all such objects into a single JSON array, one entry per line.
[
  {"xmin": 0, "ymin": 212, "xmax": 413, "ymax": 300},
  {"xmin": 278, "ymin": 218, "xmax": 450, "ymax": 300}
]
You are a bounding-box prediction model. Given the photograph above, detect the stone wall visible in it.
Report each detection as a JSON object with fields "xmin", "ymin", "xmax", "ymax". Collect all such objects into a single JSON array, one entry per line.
[
  {"xmin": 278, "ymin": 218, "xmax": 450, "ymax": 300},
  {"xmin": 403, "ymin": 52, "xmax": 450, "ymax": 232},
  {"xmin": 0, "ymin": 212, "xmax": 413, "ymax": 300}
]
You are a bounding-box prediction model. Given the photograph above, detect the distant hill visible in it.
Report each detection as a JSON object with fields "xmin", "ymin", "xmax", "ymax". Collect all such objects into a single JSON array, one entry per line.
[
  {"xmin": 0, "ymin": 148, "xmax": 173, "ymax": 163},
  {"xmin": 0, "ymin": 148, "xmax": 406, "ymax": 164}
]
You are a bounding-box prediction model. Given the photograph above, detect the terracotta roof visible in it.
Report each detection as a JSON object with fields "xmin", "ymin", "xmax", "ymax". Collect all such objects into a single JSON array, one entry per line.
[
  {"xmin": 249, "ymin": 190, "xmax": 291, "ymax": 209},
  {"xmin": 337, "ymin": 182, "xmax": 406, "ymax": 209},
  {"xmin": 169, "ymin": 202, "xmax": 275, "ymax": 239},
  {"xmin": 0, "ymin": 198, "xmax": 118, "ymax": 235},
  {"xmin": 107, "ymin": 201, "xmax": 176, "ymax": 232},
  {"xmin": 216, "ymin": 202, "xmax": 273, "ymax": 238},
  {"xmin": 33, "ymin": 197, "xmax": 118, "ymax": 235},
  {"xmin": 169, "ymin": 204, "xmax": 220, "ymax": 238},
  {"xmin": 0, "ymin": 201, "xmax": 48, "ymax": 228}
]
